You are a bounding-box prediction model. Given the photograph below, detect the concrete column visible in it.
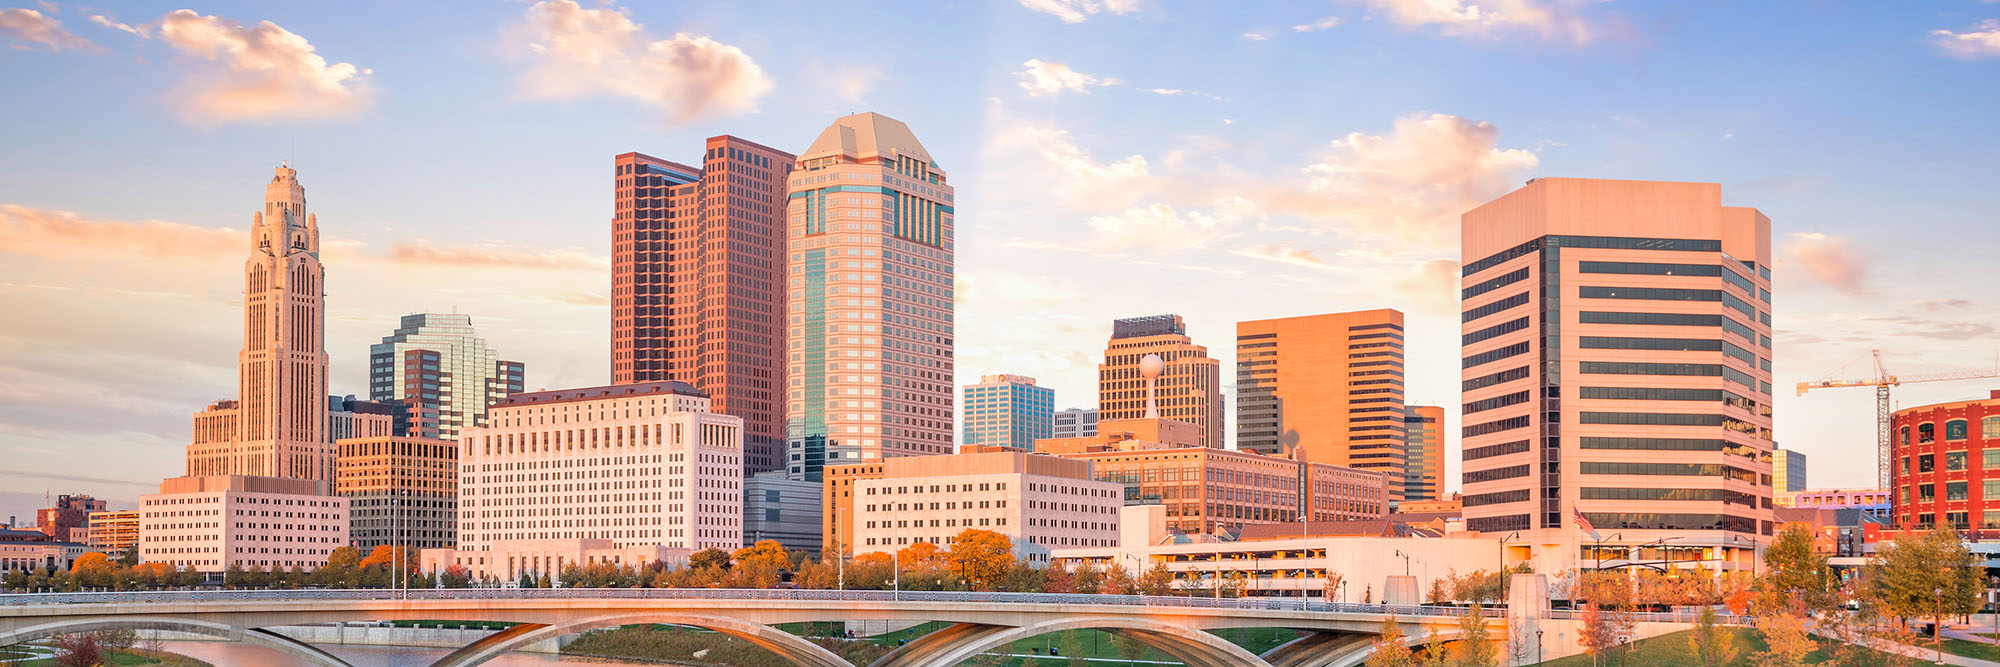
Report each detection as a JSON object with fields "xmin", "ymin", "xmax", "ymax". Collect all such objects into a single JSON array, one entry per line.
[
  {"xmin": 1383, "ymin": 575, "xmax": 1418, "ymax": 606},
  {"xmin": 1506, "ymin": 573, "xmax": 1549, "ymax": 667}
]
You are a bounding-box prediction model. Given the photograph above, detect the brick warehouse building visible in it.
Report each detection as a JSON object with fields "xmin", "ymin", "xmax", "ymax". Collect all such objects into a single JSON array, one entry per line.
[{"xmin": 1890, "ymin": 390, "xmax": 2000, "ymax": 536}]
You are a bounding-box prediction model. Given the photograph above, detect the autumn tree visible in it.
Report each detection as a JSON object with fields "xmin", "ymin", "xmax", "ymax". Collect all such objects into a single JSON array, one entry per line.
[
  {"xmin": 1100, "ymin": 563, "xmax": 1137, "ymax": 595},
  {"xmin": 894, "ymin": 541, "xmax": 942, "ymax": 571},
  {"xmin": 1576, "ymin": 603, "xmax": 1620, "ymax": 664},
  {"xmin": 689, "ymin": 547, "xmax": 733, "ymax": 571},
  {"xmin": 945, "ymin": 529, "xmax": 1013, "ymax": 590},
  {"xmin": 1041, "ymin": 559, "xmax": 1075, "ymax": 593},
  {"xmin": 848, "ymin": 552, "xmax": 894, "ymax": 589},
  {"xmin": 735, "ymin": 540, "xmax": 792, "ymax": 573},
  {"xmin": 1139, "ymin": 563, "xmax": 1176, "ymax": 596},
  {"xmin": 1864, "ymin": 527, "xmax": 1983, "ymax": 627},
  {"xmin": 1687, "ymin": 605, "xmax": 1738, "ymax": 667},
  {"xmin": 1324, "ymin": 570, "xmax": 1346, "ymax": 602},
  {"xmin": 1757, "ymin": 523, "xmax": 1833, "ymax": 614},
  {"xmin": 1755, "ymin": 608, "xmax": 1814, "ymax": 667},
  {"xmin": 1072, "ymin": 562, "xmax": 1105, "ymax": 593},
  {"xmin": 1365, "ymin": 615, "xmax": 1417, "ymax": 667}
]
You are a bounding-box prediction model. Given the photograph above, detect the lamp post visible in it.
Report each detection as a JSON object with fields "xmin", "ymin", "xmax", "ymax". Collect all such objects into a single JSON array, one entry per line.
[
  {"xmin": 1301, "ymin": 512, "xmax": 1310, "ymax": 609},
  {"xmin": 1393, "ymin": 550, "xmax": 1411, "ymax": 576},
  {"xmin": 1535, "ymin": 628, "xmax": 1544, "ymax": 665},
  {"xmin": 1936, "ymin": 587, "xmax": 1947, "ymax": 665},
  {"xmin": 1500, "ymin": 531, "xmax": 1521, "ymax": 576}
]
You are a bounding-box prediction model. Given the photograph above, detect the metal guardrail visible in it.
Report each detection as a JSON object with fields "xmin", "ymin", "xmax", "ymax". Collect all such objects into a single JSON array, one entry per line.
[{"xmin": 0, "ymin": 588, "xmax": 1504, "ymax": 618}]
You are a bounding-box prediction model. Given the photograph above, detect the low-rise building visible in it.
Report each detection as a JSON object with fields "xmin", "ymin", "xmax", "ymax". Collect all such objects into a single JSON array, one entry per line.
[
  {"xmin": 137, "ymin": 475, "xmax": 349, "ymax": 573},
  {"xmin": 744, "ymin": 471, "xmax": 820, "ymax": 555},
  {"xmin": 85, "ymin": 510, "xmax": 140, "ymax": 556},
  {"xmin": 0, "ymin": 529, "xmax": 89, "ymax": 574},
  {"xmin": 34, "ymin": 494, "xmax": 106, "ymax": 543},
  {"xmin": 420, "ymin": 538, "xmax": 686, "ymax": 585},
  {"xmin": 334, "ymin": 435, "xmax": 458, "ymax": 551},
  {"xmin": 838, "ymin": 448, "xmax": 1122, "ymax": 563}
]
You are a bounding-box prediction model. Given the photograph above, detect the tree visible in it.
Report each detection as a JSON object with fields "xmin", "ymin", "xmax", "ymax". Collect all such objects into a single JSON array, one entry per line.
[
  {"xmin": 440, "ymin": 564, "xmax": 472, "ymax": 588},
  {"xmin": 1758, "ymin": 523, "xmax": 1833, "ymax": 614},
  {"xmin": 1755, "ymin": 608, "xmax": 1814, "ymax": 667},
  {"xmin": 51, "ymin": 633, "xmax": 101, "ymax": 667},
  {"xmin": 327, "ymin": 546, "xmax": 362, "ymax": 571},
  {"xmin": 1577, "ymin": 603, "xmax": 1619, "ymax": 663},
  {"xmin": 1447, "ymin": 606, "xmax": 1498, "ymax": 667},
  {"xmin": 894, "ymin": 541, "xmax": 943, "ymax": 571},
  {"xmin": 735, "ymin": 540, "xmax": 792, "ymax": 573},
  {"xmin": 1864, "ymin": 527, "xmax": 1983, "ymax": 626},
  {"xmin": 1365, "ymin": 615, "xmax": 1417, "ymax": 667},
  {"xmin": 1426, "ymin": 577, "xmax": 1450, "ymax": 605},
  {"xmin": 1042, "ymin": 560, "xmax": 1075, "ymax": 593},
  {"xmin": 1324, "ymin": 570, "xmax": 1346, "ymax": 602},
  {"xmin": 1099, "ymin": 563, "xmax": 1136, "ymax": 595},
  {"xmin": 1687, "ymin": 605, "xmax": 1738, "ymax": 667},
  {"xmin": 1072, "ymin": 562, "xmax": 1105, "ymax": 594},
  {"xmin": 945, "ymin": 529, "xmax": 1013, "ymax": 590},
  {"xmin": 1139, "ymin": 563, "xmax": 1176, "ymax": 596},
  {"xmin": 689, "ymin": 547, "xmax": 733, "ymax": 572},
  {"xmin": 849, "ymin": 553, "xmax": 894, "ymax": 590}
]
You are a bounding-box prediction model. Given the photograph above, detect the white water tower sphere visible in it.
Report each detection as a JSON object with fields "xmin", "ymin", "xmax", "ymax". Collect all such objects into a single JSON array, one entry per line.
[{"xmin": 1140, "ymin": 354, "xmax": 1164, "ymax": 379}]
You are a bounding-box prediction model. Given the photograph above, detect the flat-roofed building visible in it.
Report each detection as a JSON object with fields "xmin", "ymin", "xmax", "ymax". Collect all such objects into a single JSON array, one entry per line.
[
  {"xmin": 1053, "ymin": 408, "xmax": 1099, "ymax": 439},
  {"xmin": 137, "ymin": 475, "xmax": 349, "ymax": 573},
  {"xmin": 1101, "ymin": 315, "xmax": 1223, "ymax": 450},
  {"xmin": 85, "ymin": 510, "xmax": 140, "ymax": 556},
  {"xmin": 961, "ymin": 374, "xmax": 1055, "ymax": 451},
  {"xmin": 335, "ymin": 435, "xmax": 458, "ymax": 551},
  {"xmin": 744, "ymin": 471, "xmax": 821, "ymax": 555},
  {"xmin": 1054, "ymin": 443, "xmax": 1388, "ymax": 535},
  {"xmin": 837, "ymin": 449, "xmax": 1121, "ymax": 563},
  {"xmin": 1237, "ymin": 309, "xmax": 1408, "ymax": 499},
  {"xmin": 455, "ymin": 381, "xmax": 743, "ymax": 554},
  {"xmin": 1404, "ymin": 406, "xmax": 1445, "ymax": 502}
]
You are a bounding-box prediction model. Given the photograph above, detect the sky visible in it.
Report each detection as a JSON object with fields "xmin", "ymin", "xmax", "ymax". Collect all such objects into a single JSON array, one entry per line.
[{"xmin": 1, "ymin": 0, "xmax": 1997, "ymax": 521}]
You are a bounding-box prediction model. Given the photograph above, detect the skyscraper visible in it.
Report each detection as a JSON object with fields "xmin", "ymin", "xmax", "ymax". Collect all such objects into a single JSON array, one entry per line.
[
  {"xmin": 1100, "ymin": 315, "xmax": 1222, "ymax": 450},
  {"xmin": 613, "ymin": 137, "xmax": 795, "ymax": 473},
  {"xmin": 368, "ymin": 313, "xmax": 524, "ymax": 441},
  {"xmin": 1235, "ymin": 309, "xmax": 1408, "ymax": 499},
  {"xmin": 785, "ymin": 113, "xmax": 956, "ymax": 481},
  {"xmin": 1773, "ymin": 447, "xmax": 1806, "ymax": 493},
  {"xmin": 185, "ymin": 164, "xmax": 333, "ymax": 483},
  {"xmin": 1459, "ymin": 177, "xmax": 1773, "ymax": 569},
  {"xmin": 1404, "ymin": 405, "xmax": 1444, "ymax": 502},
  {"xmin": 961, "ymin": 374, "xmax": 1054, "ymax": 451}
]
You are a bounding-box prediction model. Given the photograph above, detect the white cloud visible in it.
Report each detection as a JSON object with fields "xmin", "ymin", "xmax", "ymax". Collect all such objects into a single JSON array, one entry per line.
[
  {"xmin": 1086, "ymin": 197, "xmax": 1257, "ymax": 253},
  {"xmin": 1015, "ymin": 59, "xmax": 1117, "ymax": 96},
  {"xmin": 1932, "ymin": 19, "xmax": 2000, "ymax": 59},
  {"xmin": 1017, "ymin": 0, "xmax": 1140, "ymax": 23},
  {"xmin": 823, "ymin": 64, "xmax": 883, "ymax": 104},
  {"xmin": 506, "ymin": 0, "xmax": 772, "ymax": 122},
  {"xmin": 0, "ymin": 7, "xmax": 95, "ymax": 51},
  {"xmin": 154, "ymin": 9, "xmax": 372, "ymax": 124},
  {"xmin": 87, "ymin": 13, "xmax": 146, "ymax": 37},
  {"xmin": 1004, "ymin": 125, "xmax": 1155, "ymax": 208},
  {"xmin": 1286, "ymin": 112, "xmax": 1539, "ymax": 243},
  {"xmin": 1293, "ymin": 16, "xmax": 1344, "ymax": 32},
  {"xmin": 1348, "ymin": 0, "xmax": 1599, "ymax": 45},
  {"xmin": 1232, "ymin": 244, "xmax": 1333, "ymax": 270},
  {"xmin": 1242, "ymin": 31, "xmax": 1269, "ymax": 41},
  {"xmin": 1147, "ymin": 87, "xmax": 1223, "ymax": 101},
  {"xmin": 1784, "ymin": 232, "xmax": 1869, "ymax": 296}
]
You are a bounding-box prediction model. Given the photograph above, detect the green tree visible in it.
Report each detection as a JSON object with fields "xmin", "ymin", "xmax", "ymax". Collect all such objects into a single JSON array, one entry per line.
[
  {"xmin": 1447, "ymin": 605, "xmax": 1497, "ymax": 667},
  {"xmin": 1687, "ymin": 605, "xmax": 1738, "ymax": 667},
  {"xmin": 689, "ymin": 547, "xmax": 733, "ymax": 572},
  {"xmin": 1863, "ymin": 527, "xmax": 1983, "ymax": 626},
  {"xmin": 1365, "ymin": 615, "xmax": 1417, "ymax": 667},
  {"xmin": 1757, "ymin": 523, "xmax": 1834, "ymax": 614}
]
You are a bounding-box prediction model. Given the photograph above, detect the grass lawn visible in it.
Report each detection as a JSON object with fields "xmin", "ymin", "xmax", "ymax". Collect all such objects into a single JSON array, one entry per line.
[
  {"xmin": 1530, "ymin": 628, "xmax": 1907, "ymax": 666},
  {"xmin": 0, "ymin": 647, "xmax": 211, "ymax": 666},
  {"xmin": 779, "ymin": 620, "xmax": 1300, "ymax": 665},
  {"xmin": 1942, "ymin": 637, "xmax": 2000, "ymax": 661}
]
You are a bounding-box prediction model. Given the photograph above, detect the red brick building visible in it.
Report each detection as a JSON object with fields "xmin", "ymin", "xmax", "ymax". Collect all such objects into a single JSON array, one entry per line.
[
  {"xmin": 1890, "ymin": 390, "xmax": 2000, "ymax": 536},
  {"xmin": 612, "ymin": 138, "xmax": 794, "ymax": 473}
]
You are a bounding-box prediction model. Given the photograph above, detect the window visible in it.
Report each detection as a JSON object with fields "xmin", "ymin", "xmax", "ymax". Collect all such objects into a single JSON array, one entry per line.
[
  {"xmin": 1920, "ymin": 423, "xmax": 1936, "ymax": 443},
  {"xmin": 1463, "ymin": 267, "xmax": 1529, "ymax": 300},
  {"xmin": 1579, "ymin": 361, "xmax": 1722, "ymax": 377},
  {"xmin": 1464, "ymin": 293, "xmax": 1530, "ymax": 323},
  {"xmin": 1919, "ymin": 454, "xmax": 1934, "ymax": 472},
  {"xmin": 1580, "ymin": 286, "xmax": 1722, "ymax": 302},
  {"xmin": 1947, "ymin": 419, "xmax": 1969, "ymax": 441},
  {"xmin": 1578, "ymin": 261, "xmax": 1722, "ymax": 277},
  {"xmin": 1901, "ymin": 426, "xmax": 1912, "ymax": 446},
  {"xmin": 1919, "ymin": 484, "xmax": 1935, "ymax": 502},
  {"xmin": 1986, "ymin": 417, "xmax": 2000, "ymax": 439},
  {"xmin": 1985, "ymin": 479, "xmax": 2000, "ymax": 501},
  {"xmin": 1948, "ymin": 482, "xmax": 1968, "ymax": 501},
  {"xmin": 1987, "ymin": 452, "xmax": 2000, "ymax": 470},
  {"xmin": 1465, "ymin": 367, "xmax": 1531, "ymax": 391},
  {"xmin": 1948, "ymin": 452, "xmax": 1968, "ymax": 471}
]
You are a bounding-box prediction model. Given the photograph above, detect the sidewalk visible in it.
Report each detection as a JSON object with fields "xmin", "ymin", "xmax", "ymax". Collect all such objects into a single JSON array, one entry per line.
[{"xmin": 1846, "ymin": 623, "xmax": 2000, "ymax": 667}]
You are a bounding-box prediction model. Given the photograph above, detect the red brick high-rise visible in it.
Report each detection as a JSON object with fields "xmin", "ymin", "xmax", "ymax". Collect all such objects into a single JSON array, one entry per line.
[{"xmin": 613, "ymin": 137, "xmax": 793, "ymax": 473}]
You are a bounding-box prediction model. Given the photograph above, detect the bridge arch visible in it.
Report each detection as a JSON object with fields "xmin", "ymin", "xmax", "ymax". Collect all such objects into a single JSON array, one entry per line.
[
  {"xmin": 873, "ymin": 616, "xmax": 1273, "ymax": 667},
  {"xmin": 0, "ymin": 616, "xmax": 350, "ymax": 667},
  {"xmin": 1321, "ymin": 628, "xmax": 1473, "ymax": 667},
  {"xmin": 429, "ymin": 611, "xmax": 853, "ymax": 667}
]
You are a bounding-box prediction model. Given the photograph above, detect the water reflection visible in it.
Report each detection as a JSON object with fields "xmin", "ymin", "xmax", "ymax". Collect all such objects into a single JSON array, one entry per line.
[{"xmin": 156, "ymin": 641, "xmax": 640, "ymax": 667}]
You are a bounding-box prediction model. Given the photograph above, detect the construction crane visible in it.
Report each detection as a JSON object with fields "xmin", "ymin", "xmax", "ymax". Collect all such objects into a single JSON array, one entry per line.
[{"xmin": 1797, "ymin": 350, "xmax": 2000, "ymax": 488}]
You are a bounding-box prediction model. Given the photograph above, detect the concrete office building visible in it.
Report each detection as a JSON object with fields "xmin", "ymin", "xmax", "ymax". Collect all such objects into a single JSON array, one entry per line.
[
  {"xmin": 1459, "ymin": 178, "xmax": 1774, "ymax": 573},
  {"xmin": 0, "ymin": 529, "xmax": 90, "ymax": 575},
  {"xmin": 334, "ymin": 435, "xmax": 458, "ymax": 551},
  {"xmin": 1404, "ymin": 406, "xmax": 1445, "ymax": 502},
  {"xmin": 785, "ymin": 113, "xmax": 956, "ymax": 481},
  {"xmin": 613, "ymin": 138, "xmax": 795, "ymax": 473},
  {"xmin": 840, "ymin": 449, "xmax": 1120, "ymax": 563},
  {"xmin": 369, "ymin": 313, "xmax": 524, "ymax": 441},
  {"xmin": 961, "ymin": 374, "xmax": 1054, "ymax": 451},
  {"xmin": 455, "ymin": 381, "xmax": 744, "ymax": 554},
  {"xmin": 1054, "ymin": 442, "xmax": 1389, "ymax": 536},
  {"xmin": 1101, "ymin": 315, "xmax": 1222, "ymax": 450},
  {"xmin": 1773, "ymin": 447, "xmax": 1807, "ymax": 495},
  {"xmin": 185, "ymin": 164, "xmax": 336, "ymax": 483},
  {"xmin": 1053, "ymin": 408, "xmax": 1099, "ymax": 439},
  {"xmin": 1237, "ymin": 309, "xmax": 1409, "ymax": 499},
  {"xmin": 85, "ymin": 510, "xmax": 139, "ymax": 556},
  {"xmin": 328, "ymin": 395, "xmax": 396, "ymax": 443},
  {"xmin": 743, "ymin": 471, "xmax": 821, "ymax": 555},
  {"xmin": 137, "ymin": 475, "xmax": 349, "ymax": 573}
]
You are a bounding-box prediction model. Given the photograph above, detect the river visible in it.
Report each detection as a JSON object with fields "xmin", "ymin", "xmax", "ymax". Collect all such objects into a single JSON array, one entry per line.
[{"xmin": 155, "ymin": 641, "xmax": 646, "ymax": 666}]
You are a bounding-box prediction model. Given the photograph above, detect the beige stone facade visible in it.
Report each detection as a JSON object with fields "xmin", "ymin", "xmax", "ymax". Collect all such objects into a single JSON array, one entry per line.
[
  {"xmin": 137, "ymin": 475, "xmax": 349, "ymax": 573},
  {"xmin": 421, "ymin": 539, "xmax": 688, "ymax": 585},
  {"xmin": 837, "ymin": 450, "xmax": 1120, "ymax": 562}
]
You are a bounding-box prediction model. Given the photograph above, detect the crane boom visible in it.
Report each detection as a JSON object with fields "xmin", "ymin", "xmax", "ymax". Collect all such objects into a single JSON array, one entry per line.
[{"xmin": 1795, "ymin": 349, "xmax": 2000, "ymax": 488}]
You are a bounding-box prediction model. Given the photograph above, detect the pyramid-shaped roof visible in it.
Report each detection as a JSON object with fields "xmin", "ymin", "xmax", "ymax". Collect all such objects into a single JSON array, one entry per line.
[{"xmin": 799, "ymin": 112, "xmax": 939, "ymax": 170}]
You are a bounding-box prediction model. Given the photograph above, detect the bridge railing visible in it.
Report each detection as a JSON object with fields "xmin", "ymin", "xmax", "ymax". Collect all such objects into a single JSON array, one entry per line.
[{"xmin": 0, "ymin": 588, "xmax": 1503, "ymax": 617}]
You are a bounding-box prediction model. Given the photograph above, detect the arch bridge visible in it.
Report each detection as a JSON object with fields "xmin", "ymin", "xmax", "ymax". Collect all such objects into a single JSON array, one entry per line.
[{"xmin": 0, "ymin": 589, "xmax": 1503, "ymax": 667}]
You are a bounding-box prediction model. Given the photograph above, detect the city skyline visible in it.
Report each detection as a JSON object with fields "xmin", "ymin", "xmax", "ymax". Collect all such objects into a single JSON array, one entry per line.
[{"xmin": 5, "ymin": 1, "xmax": 2000, "ymax": 519}]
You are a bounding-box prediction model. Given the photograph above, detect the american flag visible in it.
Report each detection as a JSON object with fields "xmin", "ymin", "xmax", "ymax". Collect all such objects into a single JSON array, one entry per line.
[{"xmin": 1574, "ymin": 508, "xmax": 1600, "ymax": 540}]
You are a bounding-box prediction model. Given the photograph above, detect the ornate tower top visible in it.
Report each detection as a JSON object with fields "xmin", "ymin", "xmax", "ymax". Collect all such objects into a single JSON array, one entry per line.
[{"xmin": 254, "ymin": 163, "xmax": 318, "ymax": 256}]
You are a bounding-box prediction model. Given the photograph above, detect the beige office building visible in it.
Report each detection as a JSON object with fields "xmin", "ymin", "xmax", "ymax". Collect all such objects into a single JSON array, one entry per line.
[
  {"xmin": 334, "ymin": 435, "xmax": 458, "ymax": 551},
  {"xmin": 1236, "ymin": 309, "xmax": 1408, "ymax": 500},
  {"xmin": 85, "ymin": 510, "xmax": 140, "ymax": 556},
  {"xmin": 137, "ymin": 475, "xmax": 349, "ymax": 573},
  {"xmin": 1100, "ymin": 315, "xmax": 1223, "ymax": 449},
  {"xmin": 841, "ymin": 449, "xmax": 1121, "ymax": 563},
  {"xmin": 1460, "ymin": 178, "xmax": 1773, "ymax": 572}
]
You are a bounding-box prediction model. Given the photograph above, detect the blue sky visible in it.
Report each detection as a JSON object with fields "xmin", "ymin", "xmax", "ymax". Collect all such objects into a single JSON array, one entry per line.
[{"xmin": 1, "ymin": 0, "xmax": 1997, "ymax": 519}]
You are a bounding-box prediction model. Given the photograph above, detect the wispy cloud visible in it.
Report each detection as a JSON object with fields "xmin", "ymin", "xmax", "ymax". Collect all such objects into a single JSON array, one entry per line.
[
  {"xmin": 86, "ymin": 13, "xmax": 146, "ymax": 37},
  {"xmin": 1000, "ymin": 125, "xmax": 1155, "ymax": 208},
  {"xmin": 152, "ymin": 9, "xmax": 372, "ymax": 125},
  {"xmin": 1232, "ymin": 244, "xmax": 1333, "ymax": 270},
  {"xmin": 1242, "ymin": 32, "xmax": 1269, "ymax": 41},
  {"xmin": 384, "ymin": 241, "xmax": 607, "ymax": 271},
  {"xmin": 0, "ymin": 204, "xmax": 241, "ymax": 262},
  {"xmin": 1932, "ymin": 19, "xmax": 2000, "ymax": 59},
  {"xmin": 1015, "ymin": 59, "xmax": 1118, "ymax": 96},
  {"xmin": 1282, "ymin": 112, "xmax": 1540, "ymax": 244},
  {"xmin": 1294, "ymin": 16, "xmax": 1344, "ymax": 33},
  {"xmin": 1347, "ymin": 0, "xmax": 1602, "ymax": 45},
  {"xmin": 1086, "ymin": 197, "xmax": 1257, "ymax": 253},
  {"xmin": 1783, "ymin": 232, "xmax": 1868, "ymax": 296},
  {"xmin": 1016, "ymin": 0, "xmax": 1139, "ymax": 23},
  {"xmin": 505, "ymin": 0, "xmax": 772, "ymax": 122},
  {"xmin": 0, "ymin": 7, "xmax": 95, "ymax": 52},
  {"xmin": 1147, "ymin": 88, "xmax": 1223, "ymax": 101}
]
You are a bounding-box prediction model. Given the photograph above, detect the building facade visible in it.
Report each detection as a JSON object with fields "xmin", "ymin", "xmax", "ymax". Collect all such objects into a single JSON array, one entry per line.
[
  {"xmin": 1773, "ymin": 447, "xmax": 1807, "ymax": 494},
  {"xmin": 1404, "ymin": 406, "xmax": 1445, "ymax": 502},
  {"xmin": 0, "ymin": 529, "xmax": 90, "ymax": 575},
  {"xmin": 334, "ymin": 435, "xmax": 458, "ymax": 551},
  {"xmin": 85, "ymin": 510, "xmax": 140, "ymax": 556},
  {"xmin": 1100, "ymin": 315, "xmax": 1222, "ymax": 450},
  {"xmin": 1236, "ymin": 309, "xmax": 1408, "ymax": 499},
  {"xmin": 368, "ymin": 313, "xmax": 524, "ymax": 441},
  {"xmin": 328, "ymin": 395, "xmax": 396, "ymax": 443},
  {"xmin": 456, "ymin": 382, "xmax": 744, "ymax": 554},
  {"xmin": 1053, "ymin": 408, "xmax": 1099, "ymax": 439},
  {"xmin": 1459, "ymin": 178, "xmax": 1775, "ymax": 569},
  {"xmin": 743, "ymin": 470, "xmax": 821, "ymax": 555},
  {"xmin": 137, "ymin": 475, "xmax": 349, "ymax": 573},
  {"xmin": 614, "ymin": 138, "xmax": 795, "ymax": 474},
  {"xmin": 961, "ymin": 374, "xmax": 1054, "ymax": 451},
  {"xmin": 185, "ymin": 164, "xmax": 333, "ymax": 483},
  {"xmin": 785, "ymin": 113, "xmax": 956, "ymax": 481},
  {"xmin": 1889, "ymin": 391, "xmax": 2000, "ymax": 536},
  {"xmin": 1055, "ymin": 445, "xmax": 1389, "ymax": 535},
  {"xmin": 843, "ymin": 450, "xmax": 1121, "ymax": 563},
  {"xmin": 33, "ymin": 494, "xmax": 105, "ymax": 543}
]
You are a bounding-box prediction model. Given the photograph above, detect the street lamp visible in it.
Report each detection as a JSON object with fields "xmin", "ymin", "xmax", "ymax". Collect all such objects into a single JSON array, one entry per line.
[
  {"xmin": 1535, "ymin": 628, "xmax": 1544, "ymax": 665},
  {"xmin": 1500, "ymin": 531, "xmax": 1521, "ymax": 576},
  {"xmin": 1393, "ymin": 550, "xmax": 1411, "ymax": 576},
  {"xmin": 1936, "ymin": 587, "xmax": 1947, "ymax": 665}
]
